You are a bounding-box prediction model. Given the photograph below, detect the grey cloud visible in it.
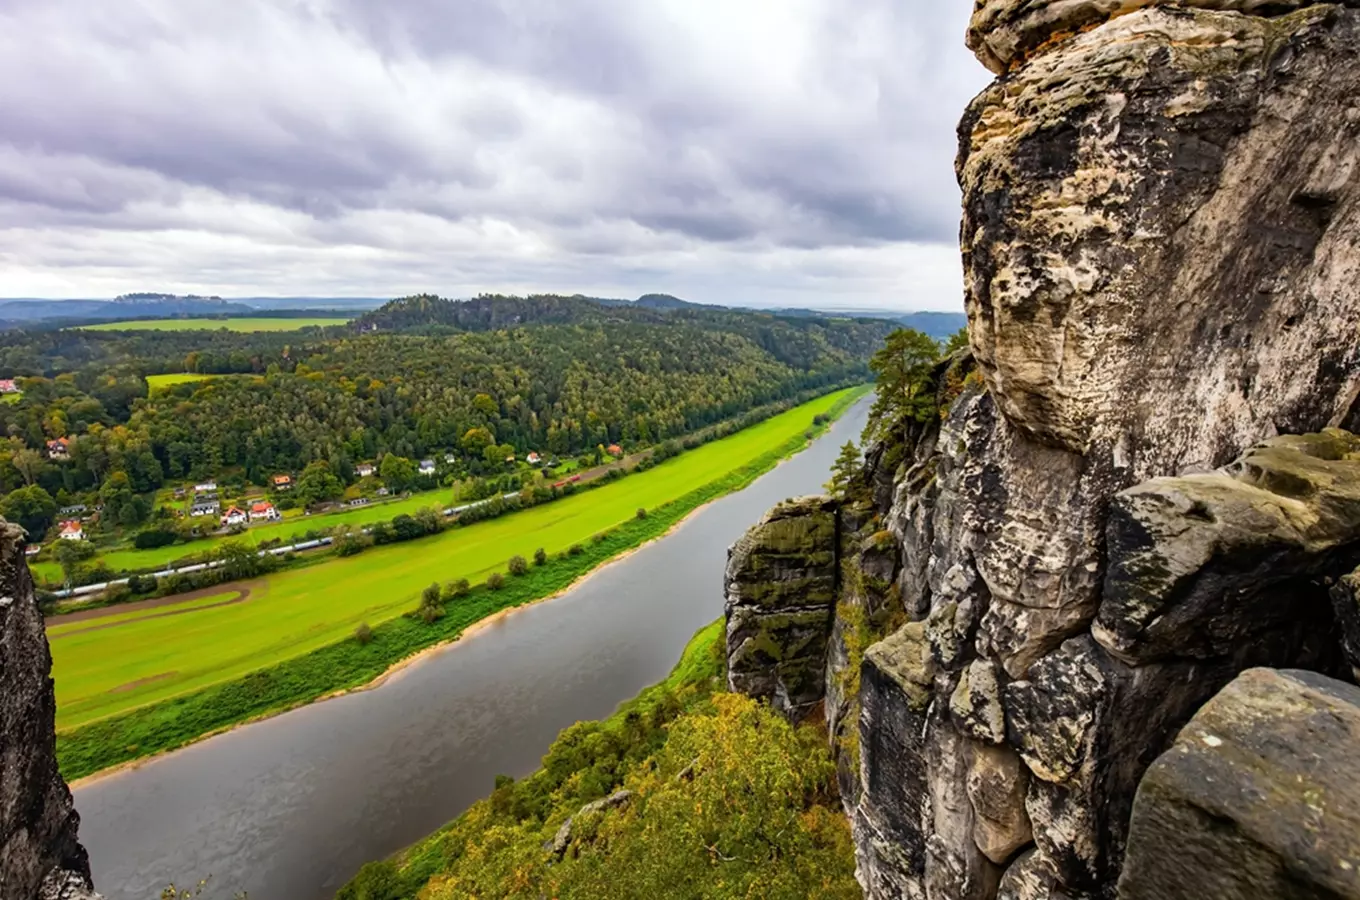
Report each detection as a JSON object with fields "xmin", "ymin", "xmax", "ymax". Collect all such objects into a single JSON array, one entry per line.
[{"xmin": 0, "ymin": 0, "xmax": 989, "ymax": 308}]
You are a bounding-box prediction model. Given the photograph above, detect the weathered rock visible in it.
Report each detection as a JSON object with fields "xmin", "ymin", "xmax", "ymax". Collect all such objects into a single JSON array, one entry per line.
[
  {"xmin": 855, "ymin": 623, "xmax": 935, "ymax": 899},
  {"xmin": 724, "ymin": 496, "xmax": 838, "ymax": 721},
  {"xmin": 1333, "ymin": 565, "xmax": 1360, "ymax": 678},
  {"xmin": 0, "ymin": 519, "xmax": 100, "ymax": 900},
  {"xmin": 950, "ymin": 659, "xmax": 1007, "ymax": 744},
  {"xmin": 547, "ymin": 789, "xmax": 633, "ymax": 859},
  {"xmin": 965, "ymin": 0, "xmax": 1360, "ymax": 74},
  {"xmin": 1119, "ymin": 669, "xmax": 1360, "ymax": 900},
  {"xmin": 1096, "ymin": 431, "xmax": 1360, "ymax": 664},
  {"xmin": 967, "ymin": 743, "xmax": 1033, "ymax": 866}
]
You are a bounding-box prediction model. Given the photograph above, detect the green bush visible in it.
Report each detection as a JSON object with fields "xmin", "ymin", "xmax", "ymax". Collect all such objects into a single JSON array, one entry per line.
[
  {"xmin": 533, "ymin": 547, "xmax": 547, "ymax": 566},
  {"xmin": 568, "ymin": 543, "xmax": 584, "ymax": 557},
  {"xmin": 421, "ymin": 583, "xmax": 441, "ymax": 607},
  {"xmin": 336, "ymin": 859, "xmax": 408, "ymax": 900},
  {"xmin": 507, "ymin": 555, "xmax": 528, "ymax": 576},
  {"xmin": 443, "ymin": 578, "xmax": 471, "ymax": 601},
  {"xmin": 486, "ymin": 572, "xmax": 505, "ymax": 591},
  {"xmin": 354, "ymin": 622, "xmax": 374, "ymax": 645},
  {"xmin": 635, "ymin": 507, "xmax": 647, "ymax": 520}
]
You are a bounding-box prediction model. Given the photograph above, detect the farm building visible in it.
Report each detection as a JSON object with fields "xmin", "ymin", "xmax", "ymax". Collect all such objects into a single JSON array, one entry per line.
[
  {"xmin": 190, "ymin": 499, "xmax": 220, "ymax": 517},
  {"xmin": 272, "ymin": 474, "xmax": 293, "ymax": 491},
  {"xmin": 194, "ymin": 481, "xmax": 217, "ymax": 493},
  {"xmin": 221, "ymin": 506, "xmax": 247, "ymax": 526},
  {"xmin": 355, "ymin": 463, "xmax": 375, "ymax": 478},
  {"xmin": 58, "ymin": 521, "xmax": 84, "ymax": 541},
  {"xmin": 419, "ymin": 459, "xmax": 436, "ymax": 475},
  {"xmin": 46, "ymin": 438, "xmax": 71, "ymax": 460},
  {"xmin": 249, "ymin": 502, "xmax": 280, "ymax": 522}
]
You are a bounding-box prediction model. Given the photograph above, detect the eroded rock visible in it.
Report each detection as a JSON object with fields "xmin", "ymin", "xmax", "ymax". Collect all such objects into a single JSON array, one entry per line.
[
  {"xmin": 1119, "ymin": 669, "xmax": 1360, "ymax": 900},
  {"xmin": 724, "ymin": 496, "xmax": 838, "ymax": 721},
  {"xmin": 0, "ymin": 519, "xmax": 100, "ymax": 900}
]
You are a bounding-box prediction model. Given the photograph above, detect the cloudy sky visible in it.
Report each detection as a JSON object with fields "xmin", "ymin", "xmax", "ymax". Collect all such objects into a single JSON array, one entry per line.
[{"xmin": 0, "ymin": 0, "xmax": 988, "ymax": 310}]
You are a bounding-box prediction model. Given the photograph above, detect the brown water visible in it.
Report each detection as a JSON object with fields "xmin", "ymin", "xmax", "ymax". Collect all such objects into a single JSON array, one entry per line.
[{"xmin": 74, "ymin": 398, "xmax": 869, "ymax": 900}]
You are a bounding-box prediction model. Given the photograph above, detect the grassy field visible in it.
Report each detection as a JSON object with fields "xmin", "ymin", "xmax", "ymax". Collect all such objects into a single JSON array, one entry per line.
[
  {"xmin": 50, "ymin": 387, "xmax": 864, "ymax": 734},
  {"xmin": 55, "ymin": 385, "xmax": 867, "ymax": 780},
  {"xmin": 80, "ymin": 317, "xmax": 350, "ymax": 332},
  {"xmin": 145, "ymin": 372, "xmax": 225, "ymax": 392}
]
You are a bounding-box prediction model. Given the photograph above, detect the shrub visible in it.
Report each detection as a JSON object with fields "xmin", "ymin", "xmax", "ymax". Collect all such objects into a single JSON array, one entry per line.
[
  {"xmin": 591, "ymin": 531, "xmax": 608, "ymax": 544},
  {"xmin": 568, "ymin": 543, "xmax": 584, "ymax": 557},
  {"xmin": 507, "ymin": 555, "xmax": 529, "ymax": 576},
  {"xmin": 336, "ymin": 859, "xmax": 406, "ymax": 900},
  {"xmin": 127, "ymin": 574, "xmax": 158, "ymax": 595},
  {"xmin": 421, "ymin": 582, "xmax": 442, "ymax": 607},
  {"xmin": 635, "ymin": 507, "xmax": 647, "ymax": 520},
  {"xmin": 101, "ymin": 583, "xmax": 132, "ymax": 605},
  {"xmin": 487, "ymin": 572, "xmax": 506, "ymax": 591},
  {"xmin": 533, "ymin": 547, "xmax": 548, "ymax": 566},
  {"xmin": 133, "ymin": 529, "xmax": 177, "ymax": 550},
  {"xmin": 418, "ymin": 604, "xmax": 444, "ymax": 624},
  {"xmin": 354, "ymin": 622, "xmax": 374, "ymax": 645},
  {"xmin": 443, "ymin": 578, "xmax": 471, "ymax": 601}
]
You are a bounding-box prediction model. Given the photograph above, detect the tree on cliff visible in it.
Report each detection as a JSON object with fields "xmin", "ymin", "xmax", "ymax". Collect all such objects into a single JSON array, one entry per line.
[
  {"xmin": 825, "ymin": 442, "xmax": 862, "ymax": 499},
  {"xmin": 866, "ymin": 328, "xmax": 939, "ymax": 444}
]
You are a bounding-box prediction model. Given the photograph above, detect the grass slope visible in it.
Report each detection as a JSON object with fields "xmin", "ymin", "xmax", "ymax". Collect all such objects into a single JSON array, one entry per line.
[
  {"xmin": 55, "ymin": 386, "xmax": 866, "ymax": 780},
  {"xmin": 145, "ymin": 373, "xmax": 224, "ymax": 391},
  {"xmin": 80, "ymin": 317, "xmax": 350, "ymax": 332},
  {"xmin": 340, "ymin": 620, "xmax": 858, "ymax": 900}
]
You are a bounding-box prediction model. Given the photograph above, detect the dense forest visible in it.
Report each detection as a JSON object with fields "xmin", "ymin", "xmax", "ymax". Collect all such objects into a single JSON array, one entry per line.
[{"xmin": 0, "ymin": 295, "xmax": 895, "ymax": 540}]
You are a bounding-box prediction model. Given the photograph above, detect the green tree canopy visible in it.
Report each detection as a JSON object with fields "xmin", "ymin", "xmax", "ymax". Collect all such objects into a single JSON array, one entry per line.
[{"xmin": 1, "ymin": 484, "xmax": 57, "ymax": 537}]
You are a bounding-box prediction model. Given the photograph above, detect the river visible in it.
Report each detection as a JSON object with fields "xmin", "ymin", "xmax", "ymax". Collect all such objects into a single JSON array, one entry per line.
[{"xmin": 74, "ymin": 397, "xmax": 870, "ymax": 900}]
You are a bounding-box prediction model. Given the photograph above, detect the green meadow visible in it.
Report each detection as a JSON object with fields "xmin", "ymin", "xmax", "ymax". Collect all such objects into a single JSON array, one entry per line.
[
  {"xmin": 145, "ymin": 372, "xmax": 224, "ymax": 391},
  {"xmin": 50, "ymin": 387, "xmax": 865, "ymax": 739},
  {"xmin": 80, "ymin": 316, "xmax": 350, "ymax": 332}
]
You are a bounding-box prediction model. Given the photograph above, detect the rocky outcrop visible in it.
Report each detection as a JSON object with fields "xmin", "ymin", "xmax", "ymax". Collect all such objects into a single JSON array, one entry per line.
[
  {"xmin": 0, "ymin": 519, "xmax": 100, "ymax": 900},
  {"xmin": 1119, "ymin": 668, "xmax": 1360, "ymax": 900},
  {"xmin": 724, "ymin": 496, "xmax": 839, "ymax": 721},
  {"xmin": 725, "ymin": 1, "xmax": 1360, "ymax": 896},
  {"xmin": 547, "ymin": 790, "xmax": 633, "ymax": 860}
]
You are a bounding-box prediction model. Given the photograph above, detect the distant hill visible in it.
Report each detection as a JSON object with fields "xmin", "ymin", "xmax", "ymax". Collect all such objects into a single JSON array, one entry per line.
[{"xmin": 0, "ymin": 296, "xmax": 253, "ymax": 325}]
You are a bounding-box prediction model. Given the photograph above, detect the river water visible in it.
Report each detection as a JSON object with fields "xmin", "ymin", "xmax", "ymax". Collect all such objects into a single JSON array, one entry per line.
[{"xmin": 75, "ymin": 398, "xmax": 870, "ymax": 900}]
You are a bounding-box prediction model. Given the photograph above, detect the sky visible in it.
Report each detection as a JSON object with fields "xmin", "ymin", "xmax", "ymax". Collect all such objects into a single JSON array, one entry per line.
[{"xmin": 0, "ymin": 0, "xmax": 989, "ymax": 311}]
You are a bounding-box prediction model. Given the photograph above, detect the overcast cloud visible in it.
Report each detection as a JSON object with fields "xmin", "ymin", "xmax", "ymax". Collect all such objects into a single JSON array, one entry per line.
[{"xmin": 0, "ymin": 0, "xmax": 988, "ymax": 310}]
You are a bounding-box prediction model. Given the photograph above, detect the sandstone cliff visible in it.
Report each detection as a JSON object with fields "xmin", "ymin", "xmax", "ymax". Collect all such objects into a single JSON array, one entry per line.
[
  {"xmin": 725, "ymin": 2, "xmax": 1360, "ymax": 897},
  {"xmin": 0, "ymin": 520, "xmax": 100, "ymax": 900}
]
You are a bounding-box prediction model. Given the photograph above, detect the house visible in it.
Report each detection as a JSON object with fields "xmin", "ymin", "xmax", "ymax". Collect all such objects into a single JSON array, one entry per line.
[
  {"xmin": 418, "ymin": 459, "xmax": 436, "ymax": 476},
  {"xmin": 376, "ymin": 487, "xmax": 390, "ymax": 497},
  {"xmin": 58, "ymin": 521, "xmax": 83, "ymax": 541},
  {"xmin": 444, "ymin": 453, "xmax": 457, "ymax": 464},
  {"xmin": 0, "ymin": 379, "xmax": 18, "ymax": 394},
  {"xmin": 221, "ymin": 506, "xmax": 248, "ymax": 526},
  {"xmin": 24, "ymin": 544, "xmax": 40, "ymax": 557},
  {"xmin": 526, "ymin": 452, "xmax": 542, "ymax": 465},
  {"xmin": 194, "ymin": 481, "xmax": 217, "ymax": 493},
  {"xmin": 607, "ymin": 444, "xmax": 623, "ymax": 458},
  {"xmin": 505, "ymin": 454, "xmax": 516, "ymax": 463},
  {"xmin": 348, "ymin": 497, "xmax": 370, "ymax": 508},
  {"xmin": 190, "ymin": 499, "xmax": 221, "ymax": 517},
  {"xmin": 46, "ymin": 438, "xmax": 71, "ymax": 460},
  {"xmin": 355, "ymin": 463, "xmax": 375, "ymax": 478},
  {"xmin": 272, "ymin": 474, "xmax": 293, "ymax": 491},
  {"xmin": 58, "ymin": 504, "xmax": 87, "ymax": 517},
  {"xmin": 249, "ymin": 501, "xmax": 280, "ymax": 522}
]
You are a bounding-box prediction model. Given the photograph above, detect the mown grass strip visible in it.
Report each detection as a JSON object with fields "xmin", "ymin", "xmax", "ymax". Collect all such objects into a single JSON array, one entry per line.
[{"xmin": 57, "ymin": 386, "xmax": 866, "ymax": 781}]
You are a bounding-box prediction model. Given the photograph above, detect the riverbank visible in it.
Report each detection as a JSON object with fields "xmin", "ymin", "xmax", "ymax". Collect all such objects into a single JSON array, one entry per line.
[
  {"xmin": 339, "ymin": 618, "xmax": 858, "ymax": 900},
  {"xmin": 57, "ymin": 386, "xmax": 869, "ymax": 782}
]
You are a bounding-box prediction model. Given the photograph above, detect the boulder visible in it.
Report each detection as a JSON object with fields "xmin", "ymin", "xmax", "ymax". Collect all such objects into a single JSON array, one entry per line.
[
  {"xmin": 0, "ymin": 519, "xmax": 100, "ymax": 900},
  {"xmin": 1119, "ymin": 668, "xmax": 1360, "ymax": 900}
]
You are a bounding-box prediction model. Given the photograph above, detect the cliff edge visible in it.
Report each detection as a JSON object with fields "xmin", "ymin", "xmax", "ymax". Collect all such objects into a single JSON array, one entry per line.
[{"xmin": 0, "ymin": 520, "xmax": 100, "ymax": 900}]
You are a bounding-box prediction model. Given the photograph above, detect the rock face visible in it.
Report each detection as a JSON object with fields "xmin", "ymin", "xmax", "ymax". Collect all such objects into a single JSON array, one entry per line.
[
  {"xmin": 0, "ymin": 520, "xmax": 100, "ymax": 900},
  {"xmin": 723, "ymin": 1, "xmax": 1360, "ymax": 896},
  {"xmin": 1119, "ymin": 668, "xmax": 1360, "ymax": 900},
  {"xmin": 724, "ymin": 496, "xmax": 839, "ymax": 721}
]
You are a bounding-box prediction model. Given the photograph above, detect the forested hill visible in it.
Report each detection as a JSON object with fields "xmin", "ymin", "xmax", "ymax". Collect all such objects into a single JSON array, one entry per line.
[
  {"xmin": 0, "ymin": 302, "xmax": 887, "ymax": 530},
  {"xmin": 353, "ymin": 294, "xmax": 897, "ymax": 369}
]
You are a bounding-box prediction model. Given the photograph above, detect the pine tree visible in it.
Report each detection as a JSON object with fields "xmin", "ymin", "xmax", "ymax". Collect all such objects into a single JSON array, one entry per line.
[{"xmin": 825, "ymin": 441, "xmax": 862, "ymax": 499}]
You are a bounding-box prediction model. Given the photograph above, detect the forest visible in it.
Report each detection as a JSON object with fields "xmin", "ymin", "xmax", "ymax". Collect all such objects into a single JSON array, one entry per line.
[{"xmin": 0, "ymin": 296, "xmax": 895, "ymax": 541}]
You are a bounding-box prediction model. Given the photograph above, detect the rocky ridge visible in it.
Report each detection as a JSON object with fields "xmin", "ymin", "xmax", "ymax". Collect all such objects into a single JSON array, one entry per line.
[
  {"xmin": 725, "ymin": 1, "xmax": 1360, "ymax": 897},
  {"xmin": 0, "ymin": 520, "xmax": 100, "ymax": 900}
]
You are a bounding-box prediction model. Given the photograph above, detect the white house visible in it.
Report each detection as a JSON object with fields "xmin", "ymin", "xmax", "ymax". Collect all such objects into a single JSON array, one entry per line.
[
  {"xmin": 249, "ymin": 501, "xmax": 280, "ymax": 522},
  {"xmin": 419, "ymin": 459, "xmax": 436, "ymax": 476},
  {"xmin": 59, "ymin": 521, "xmax": 84, "ymax": 541},
  {"xmin": 221, "ymin": 506, "xmax": 248, "ymax": 526},
  {"xmin": 355, "ymin": 463, "xmax": 375, "ymax": 478},
  {"xmin": 24, "ymin": 543, "xmax": 40, "ymax": 556},
  {"xmin": 444, "ymin": 453, "xmax": 457, "ymax": 464},
  {"xmin": 194, "ymin": 481, "xmax": 217, "ymax": 493},
  {"xmin": 46, "ymin": 438, "xmax": 71, "ymax": 460},
  {"xmin": 190, "ymin": 499, "xmax": 220, "ymax": 517},
  {"xmin": 526, "ymin": 452, "xmax": 542, "ymax": 465},
  {"xmin": 272, "ymin": 474, "xmax": 293, "ymax": 491}
]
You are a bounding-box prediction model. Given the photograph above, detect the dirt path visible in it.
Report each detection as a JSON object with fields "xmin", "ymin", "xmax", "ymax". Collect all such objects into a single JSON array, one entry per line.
[{"xmin": 48, "ymin": 584, "xmax": 255, "ymax": 631}]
